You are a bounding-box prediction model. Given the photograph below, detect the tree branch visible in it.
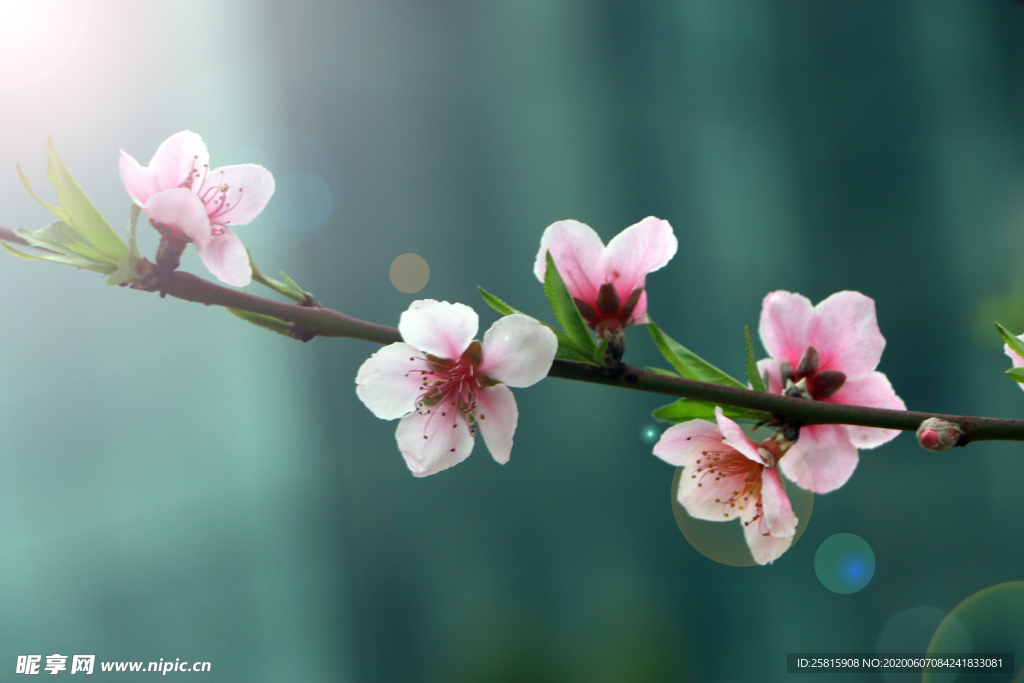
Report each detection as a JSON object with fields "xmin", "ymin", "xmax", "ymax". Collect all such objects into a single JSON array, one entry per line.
[
  {"xmin": 4, "ymin": 222, "xmax": 1021, "ymax": 446},
  {"xmin": 149, "ymin": 266, "xmax": 1024, "ymax": 445}
]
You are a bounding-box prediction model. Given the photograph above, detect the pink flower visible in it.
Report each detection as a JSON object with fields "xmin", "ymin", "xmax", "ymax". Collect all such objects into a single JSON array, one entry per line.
[
  {"xmin": 757, "ymin": 291, "xmax": 906, "ymax": 494},
  {"xmin": 119, "ymin": 131, "xmax": 275, "ymax": 287},
  {"xmin": 654, "ymin": 407, "xmax": 799, "ymax": 565},
  {"xmin": 356, "ymin": 300, "xmax": 558, "ymax": 477},
  {"xmin": 533, "ymin": 217, "xmax": 677, "ymax": 335}
]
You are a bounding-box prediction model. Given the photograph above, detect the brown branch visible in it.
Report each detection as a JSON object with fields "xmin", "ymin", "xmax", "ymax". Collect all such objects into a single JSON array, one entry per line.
[{"xmin": 4, "ymin": 225, "xmax": 1021, "ymax": 446}]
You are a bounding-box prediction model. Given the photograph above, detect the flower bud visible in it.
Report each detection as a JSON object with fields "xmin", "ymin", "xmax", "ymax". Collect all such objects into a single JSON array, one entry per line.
[{"xmin": 916, "ymin": 418, "xmax": 963, "ymax": 451}]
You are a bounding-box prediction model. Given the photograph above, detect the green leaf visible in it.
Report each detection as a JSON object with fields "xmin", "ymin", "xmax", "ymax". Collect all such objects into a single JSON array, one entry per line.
[
  {"xmin": 553, "ymin": 330, "xmax": 601, "ymax": 365},
  {"xmin": 648, "ymin": 320, "xmax": 746, "ymax": 389},
  {"xmin": 995, "ymin": 321, "xmax": 1024, "ymax": 359},
  {"xmin": 593, "ymin": 336, "xmax": 610, "ymax": 365},
  {"xmin": 652, "ymin": 399, "xmax": 770, "ymax": 424},
  {"xmin": 479, "ymin": 287, "xmax": 519, "ymax": 316},
  {"xmin": 1006, "ymin": 368, "xmax": 1024, "ymax": 384},
  {"xmin": 543, "ymin": 251, "xmax": 596, "ymax": 355},
  {"xmin": 745, "ymin": 325, "xmax": 767, "ymax": 392},
  {"xmin": 107, "ymin": 204, "xmax": 143, "ymax": 286},
  {"xmin": 556, "ymin": 346, "xmax": 592, "ymax": 362},
  {"xmin": 15, "ymin": 220, "xmax": 87, "ymax": 254},
  {"xmin": 1, "ymin": 238, "xmax": 116, "ymax": 274},
  {"xmin": 18, "ymin": 163, "xmax": 70, "ymax": 225},
  {"xmin": 478, "ymin": 286, "xmax": 600, "ymax": 366},
  {"xmin": 227, "ymin": 307, "xmax": 294, "ymax": 336},
  {"xmin": 45, "ymin": 138, "xmax": 126, "ymax": 262},
  {"xmin": 645, "ymin": 366, "xmax": 680, "ymax": 377},
  {"xmin": 249, "ymin": 252, "xmax": 307, "ymax": 302}
]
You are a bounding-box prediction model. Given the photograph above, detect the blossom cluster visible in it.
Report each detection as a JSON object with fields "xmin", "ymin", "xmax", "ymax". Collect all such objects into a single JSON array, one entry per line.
[
  {"xmin": 353, "ymin": 216, "xmax": 906, "ymax": 564},
  {"xmin": 111, "ymin": 131, "xmax": 908, "ymax": 565},
  {"xmin": 10, "ymin": 130, "xmax": 964, "ymax": 567}
]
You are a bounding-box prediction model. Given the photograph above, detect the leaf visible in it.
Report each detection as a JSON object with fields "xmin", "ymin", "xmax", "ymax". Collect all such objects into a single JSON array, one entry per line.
[
  {"xmin": 1, "ymin": 238, "xmax": 116, "ymax": 274},
  {"xmin": 652, "ymin": 398, "xmax": 770, "ymax": 424},
  {"xmin": 556, "ymin": 346, "xmax": 592, "ymax": 363},
  {"xmin": 745, "ymin": 325, "xmax": 767, "ymax": 392},
  {"xmin": 249, "ymin": 251, "xmax": 306, "ymax": 302},
  {"xmin": 45, "ymin": 138, "xmax": 126, "ymax": 262},
  {"xmin": 648, "ymin": 320, "xmax": 746, "ymax": 389},
  {"xmin": 227, "ymin": 307, "xmax": 294, "ymax": 336},
  {"xmin": 593, "ymin": 335, "xmax": 610, "ymax": 365},
  {"xmin": 18, "ymin": 163, "xmax": 70, "ymax": 225},
  {"xmin": 108, "ymin": 204, "xmax": 143, "ymax": 286},
  {"xmin": 479, "ymin": 287, "xmax": 519, "ymax": 316},
  {"xmin": 478, "ymin": 286, "xmax": 600, "ymax": 365},
  {"xmin": 645, "ymin": 366, "xmax": 680, "ymax": 377},
  {"xmin": 1006, "ymin": 368, "xmax": 1024, "ymax": 384},
  {"xmin": 995, "ymin": 321, "xmax": 1024, "ymax": 359},
  {"xmin": 543, "ymin": 251, "xmax": 596, "ymax": 355},
  {"xmin": 553, "ymin": 330, "xmax": 601, "ymax": 365}
]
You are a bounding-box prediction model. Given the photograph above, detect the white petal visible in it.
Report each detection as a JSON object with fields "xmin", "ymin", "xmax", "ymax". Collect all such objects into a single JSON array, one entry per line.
[
  {"xmin": 742, "ymin": 507, "xmax": 794, "ymax": 565},
  {"xmin": 781, "ymin": 424, "xmax": 859, "ymax": 494},
  {"xmin": 355, "ymin": 343, "xmax": 426, "ymax": 419},
  {"xmin": 760, "ymin": 468, "xmax": 797, "ymax": 538},
  {"xmin": 652, "ymin": 420, "xmax": 722, "ymax": 467},
  {"xmin": 194, "ymin": 227, "xmax": 251, "ymax": 287},
  {"xmin": 478, "ymin": 315, "xmax": 557, "ymax": 388},
  {"xmin": 475, "ymin": 384, "xmax": 518, "ymax": 464},
  {"xmin": 677, "ymin": 454, "xmax": 760, "ymax": 522},
  {"xmin": 395, "ymin": 409, "xmax": 475, "ymax": 477},
  {"xmin": 399, "ymin": 300, "xmax": 478, "ymax": 360},
  {"xmin": 714, "ymin": 407, "xmax": 764, "ymax": 464}
]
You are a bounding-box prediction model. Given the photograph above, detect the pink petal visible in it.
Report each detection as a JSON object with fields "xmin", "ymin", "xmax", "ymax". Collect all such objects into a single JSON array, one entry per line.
[
  {"xmin": 120, "ymin": 131, "xmax": 209, "ymax": 207},
  {"xmin": 395, "ymin": 409, "xmax": 475, "ymax": 477},
  {"xmin": 828, "ymin": 371, "xmax": 905, "ymax": 449},
  {"xmin": 756, "ymin": 358, "xmax": 784, "ymax": 395},
  {"xmin": 742, "ymin": 505, "xmax": 794, "ymax": 565},
  {"xmin": 475, "ymin": 384, "xmax": 518, "ymax": 464},
  {"xmin": 603, "ymin": 216, "xmax": 677, "ymax": 302},
  {"xmin": 806, "ymin": 291, "xmax": 885, "ymax": 380},
  {"xmin": 781, "ymin": 423, "xmax": 859, "ymax": 494},
  {"xmin": 677, "ymin": 454, "xmax": 759, "ymax": 522},
  {"xmin": 355, "ymin": 342, "xmax": 427, "ymax": 419},
  {"xmin": 760, "ymin": 468, "xmax": 797, "ymax": 538},
  {"xmin": 478, "ymin": 315, "xmax": 557, "ymax": 388},
  {"xmin": 533, "ymin": 220, "xmax": 606, "ymax": 305},
  {"xmin": 194, "ymin": 227, "xmax": 252, "ymax": 287},
  {"xmin": 759, "ymin": 291, "xmax": 814, "ymax": 367},
  {"xmin": 652, "ymin": 420, "xmax": 722, "ymax": 467},
  {"xmin": 714, "ymin": 407, "xmax": 764, "ymax": 464},
  {"xmin": 201, "ymin": 164, "xmax": 276, "ymax": 227},
  {"xmin": 144, "ymin": 188, "xmax": 212, "ymax": 245},
  {"xmin": 398, "ymin": 300, "xmax": 479, "ymax": 360}
]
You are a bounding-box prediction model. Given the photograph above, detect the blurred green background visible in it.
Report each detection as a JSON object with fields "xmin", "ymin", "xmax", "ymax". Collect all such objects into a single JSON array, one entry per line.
[{"xmin": 2, "ymin": 1, "xmax": 1024, "ymax": 681}]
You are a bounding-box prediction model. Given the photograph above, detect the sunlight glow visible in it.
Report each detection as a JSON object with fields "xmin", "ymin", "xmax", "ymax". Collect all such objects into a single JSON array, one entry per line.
[{"xmin": 0, "ymin": 0, "xmax": 89, "ymax": 89}]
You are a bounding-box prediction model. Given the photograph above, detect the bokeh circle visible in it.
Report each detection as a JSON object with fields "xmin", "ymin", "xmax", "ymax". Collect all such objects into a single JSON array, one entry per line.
[
  {"xmin": 924, "ymin": 581, "xmax": 1024, "ymax": 683},
  {"xmin": 814, "ymin": 533, "xmax": 875, "ymax": 594},
  {"xmin": 639, "ymin": 424, "xmax": 661, "ymax": 445},
  {"xmin": 389, "ymin": 253, "xmax": 430, "ymax": 294},
  {"xmin": 229, "ymin": 127, "xmax": 343, "ymax": 248}
]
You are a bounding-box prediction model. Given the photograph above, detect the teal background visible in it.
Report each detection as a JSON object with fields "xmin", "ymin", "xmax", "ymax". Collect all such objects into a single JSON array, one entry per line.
[{"xmin": 1, "ymin": 1, "xmax": 1024, "ymax": 681}]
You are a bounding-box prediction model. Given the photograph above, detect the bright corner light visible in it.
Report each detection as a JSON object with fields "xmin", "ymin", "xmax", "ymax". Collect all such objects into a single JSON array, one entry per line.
[{"xmin": 0, "ymin": 0, "xmax": 89, "ymax": 89}]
